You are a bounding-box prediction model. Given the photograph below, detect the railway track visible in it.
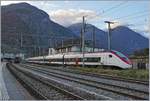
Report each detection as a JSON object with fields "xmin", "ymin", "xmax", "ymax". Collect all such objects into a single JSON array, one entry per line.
[
  {"xmin": 7, "ymin": 63, "xmax": 85, "ymax": 100},
  {"xmin": 19, "ymin": 63, "xmax": 148, "ymax": 100},
  {"xmin": 28, "ymin": 63, "xmax": 149, "ymax": 85},
  {"xmin": 25, "ymin": 63, "xmax": 149, "ymax": 91}
]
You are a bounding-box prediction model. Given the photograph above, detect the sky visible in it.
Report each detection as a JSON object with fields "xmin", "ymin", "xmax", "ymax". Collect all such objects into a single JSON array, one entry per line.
[{"xmin": 1, "ymin": 0, "xmax": 150, "ymax": 38}]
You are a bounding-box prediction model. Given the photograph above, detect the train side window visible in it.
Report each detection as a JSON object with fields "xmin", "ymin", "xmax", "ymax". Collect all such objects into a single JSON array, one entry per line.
[
  {"xmin": 86, "ymin": 57, "xmax": 101, "ymax": 62},
  {"xmin": 79, "ymin": 58, "xmax": 82, "ymax": 62},
  {"xmin": 70, "ymin": 58, "xmax": 75, "ymax": 61},
  {"xmin": 84, "ymin": 58, "xmax": 88, "ymax": 62},
  {"xmin": 99, "ymin": 57, "xmax": 101, "ymax": 61},
  {"xmin": 66, "ymin": 58, "xmax": 70, "ymax": 62},
  {"xmin": 109, "ymin": 55, "xmax": 112, "ymax": 58}
]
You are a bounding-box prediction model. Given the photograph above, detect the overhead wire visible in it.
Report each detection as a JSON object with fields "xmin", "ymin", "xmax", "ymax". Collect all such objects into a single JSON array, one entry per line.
[
  {"xmin": 86, "ymin": 1, "xmax": 130, "ymax": 25},
  {"xmin": 88, "ymin": 1, "xmax": 129, "ymax": 21},
  {"xmin": 43, "ymin": 1, "xmax": 148, "ymax": 33},
  {"xmin": 95, "ymin": 1, "xmax": 148, "ymax": 26},
  {"xmin": 102, "ymin": 9, "xmax": 149, "ymax": 28},
  {"xmin": 116, "ymin": 13, "xmax": 150, "ymax": 26},
  {"xmin": 101, "ymin": 1, "xmax": 128, "ymax": 16},
  {"xmin": 133, "ymin": 18, "xmax": 149, "ymax": 24},
  {"xmin": 114, "ymin": 10, "xmax": 149, "ymax": 20},
  {"xmin": 87, "ymin": 1, "xmax": 149, "ymax": 35}
]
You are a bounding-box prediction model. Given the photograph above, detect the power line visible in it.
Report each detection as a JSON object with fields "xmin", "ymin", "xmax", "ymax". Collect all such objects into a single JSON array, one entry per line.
[
  {"xmin": 101, "ymin": 1, "xmax": 128, "ymax": 16},
  {"xmin": 87, "ymin": 2, "xmax": 131, "ymax": 25},
  {"xmin": 88, "ymin": 1, "xmax": 129, "ymax": 21},
  {"xmin": 125, "ymin": 18, "xmax": 148, "ymax": 27},
  {"xmin": 97, "ymin": 11, "xmax": 149, "ymax": 25},
  {"xmin": 92, "ymin": 2, "xmax": 148, "ymax": 26},
  {"xmin": 105, "ymin": 13, "xmax": 149, "ymax": 28},
  {"xmin": 112, "ymin": 10, "xmax": 149, "ymax": 21},
  {"xmin": 110, "ymin": 14, "xmax": 149, "ymax": 30},
  {"xmin": 119, "ymin": 13, "xmax": 150, "ymax": 21}
]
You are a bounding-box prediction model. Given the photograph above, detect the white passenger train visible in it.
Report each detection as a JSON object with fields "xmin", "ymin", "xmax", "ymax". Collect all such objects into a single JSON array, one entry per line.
[{"xmin": 26, "ymin": 50, "xmax": 132, "ymax": 69}]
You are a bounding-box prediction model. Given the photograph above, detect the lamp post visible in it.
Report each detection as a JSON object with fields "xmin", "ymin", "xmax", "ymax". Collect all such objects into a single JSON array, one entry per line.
[
  {"xmin": 82, "ymin": 16, "xmax": 86, "ymax": 68},
  {"xmin": 104, "ymin": 21, "xmax": 114, "ymax": 51}
]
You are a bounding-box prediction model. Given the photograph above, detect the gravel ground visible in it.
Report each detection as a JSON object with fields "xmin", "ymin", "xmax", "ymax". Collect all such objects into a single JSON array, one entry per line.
[
  {"xmin": 33, "ymin": 68, "xmax": 148, "ymax": 99},
  {"xmin": 7, "ymin": 64, "xmax": 82, "ymax": 100},
  {"xmin": 24, "ymin": 63, "xmax": 148, "ymax": 92},
  {"xmin": 13, "ymin": 64, "xmax": 112, "ymax": 100},
  {"xmin": 15, "ymin": 64, "xmax": 148, "ymax": 100}
]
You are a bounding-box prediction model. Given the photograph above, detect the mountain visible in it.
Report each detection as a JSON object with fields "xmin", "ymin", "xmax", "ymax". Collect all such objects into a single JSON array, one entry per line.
[
  {"xmin": 68, "ymin": 23, "xmax": 108, "ymax": 49},
  {"xmin": 68, "ymin": 24, "xmax": 149, "ymax": 55},
  {"xmin": 2, "ymin": 3, "xmax": 148, "ymax": 57},
  {"xmin": 1, "ymin": 3, "xmax": 76, "ymax": 57},
  {"xmin": 111, "ymin": 26, "xmax": 149, "ymax": 55}
]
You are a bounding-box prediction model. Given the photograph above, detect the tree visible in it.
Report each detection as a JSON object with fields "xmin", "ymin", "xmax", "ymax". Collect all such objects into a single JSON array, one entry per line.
[{"xmin": 133, "ymin": 48, "xmax": 149, "ymax": 56}]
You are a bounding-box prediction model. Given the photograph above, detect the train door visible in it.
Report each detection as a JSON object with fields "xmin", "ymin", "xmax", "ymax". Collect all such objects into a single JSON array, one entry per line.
[
  {"xmin": 98, "ymin": 57, "xmax": 102, "ymax": 66},
  {"xmin": 62, "ymin": 54, "xmax": 65, "ymax": 66},
  {"xmin": 105, "ymin": 54, "xmax": 109, "ymax": 65},
  {"xmin": 101, "ymin": 55, "xmax": 106, "ymax": 65},
  {"xmin": 75, "ymin": 58, "xmax": 79, "ymax": 66},
  {"xmin": 108, "ymin": 54, "xmax": 113, "ymax": 65},
  {"xmin": 103, "ymin": 54, "xmax": 110, "ymax": 65}
]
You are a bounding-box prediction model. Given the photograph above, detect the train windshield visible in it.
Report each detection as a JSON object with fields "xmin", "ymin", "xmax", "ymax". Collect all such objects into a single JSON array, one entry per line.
[{"xmin": 112, "ymin": 50, "xmax": 129, "ymax": 61}]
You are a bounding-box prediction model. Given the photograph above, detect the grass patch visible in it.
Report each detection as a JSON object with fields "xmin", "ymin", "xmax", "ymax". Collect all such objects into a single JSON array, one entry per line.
[{"xmin": 69, "ymin": 66, "xmax": 149, "ymax": 81}]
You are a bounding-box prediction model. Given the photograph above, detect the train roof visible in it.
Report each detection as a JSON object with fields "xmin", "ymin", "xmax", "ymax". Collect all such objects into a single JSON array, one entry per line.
[{"xmin": 27, "ymin": 51, "xmax": 114, "ymax": 60}]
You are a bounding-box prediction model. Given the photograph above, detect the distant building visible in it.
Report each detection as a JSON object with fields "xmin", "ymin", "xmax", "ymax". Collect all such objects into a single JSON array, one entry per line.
[
  {"xmin": 48, "ymin": 45, "xmax": 105, "ymax": 55},
  {"xmin": 48, "ymin": 37, "xmax": 103, "ymax": 54},
  {"xmin": 1, "ymin": 53, "xmax": 25, "ymax": 60}
]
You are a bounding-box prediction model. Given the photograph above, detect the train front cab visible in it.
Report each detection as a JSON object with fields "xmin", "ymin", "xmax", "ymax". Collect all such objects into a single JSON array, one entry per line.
[
  {"xmin": 110, "ymin": 51, "xmax": 132, "ymax": 69},
  {"xmin": 98, "ymin": 51, "xmax": 132, "ymax": 69}
]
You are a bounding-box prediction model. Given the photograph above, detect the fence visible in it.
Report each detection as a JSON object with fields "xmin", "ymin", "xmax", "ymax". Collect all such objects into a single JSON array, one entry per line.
[{"xmin": 130, "ymin": 56, "xmax": 149, "ymax": 69}]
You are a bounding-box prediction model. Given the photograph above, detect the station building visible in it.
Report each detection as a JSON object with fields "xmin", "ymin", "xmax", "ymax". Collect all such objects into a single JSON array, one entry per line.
[
  {"xmin": 48, "ymin": 45, "xmax": 105, "ymax": 55},
  {"xmin": 48, "ymin": 38, "xmax": 104, "ymax": 55}
]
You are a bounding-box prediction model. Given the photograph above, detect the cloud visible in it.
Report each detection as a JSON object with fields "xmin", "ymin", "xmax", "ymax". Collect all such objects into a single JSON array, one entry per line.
[
  {"xmin": 1, "ymin": 1, "xmax": 31, "ymax": 5},
  {"xmin": 110, "ymin": 22, "xmax": 121, "ymax": 29},
  {"xmin": 141, "ymin": 25, "xmax": 150, "ymax": 38},
  {"xmin": 32, "ymin": 1, "xmax": 58, "ymax": 8},
  {"xmin": 49, "ymin": 9, "xmax": 100, "ymax": 26},
  {"xmin": 143, "ymin": 25, "xmax": 150, "ymax": 33},
  {"xmin": 1, "ymin": 1, "xmax": 58, "ymax": 11},
  {"xmin": 107, "ymin": 20, "xmax": 135, "ymax": 29},
  {"xmin": 64, "ymin": 0, "xmax": 69, "ymax": 4},
  {"xmin": 130, "ymin": 25, "xmax": 150, "ymax": 38}
]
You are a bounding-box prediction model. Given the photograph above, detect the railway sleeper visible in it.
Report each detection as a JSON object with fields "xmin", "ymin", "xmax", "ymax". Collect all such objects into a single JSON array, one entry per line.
[
  {"xmin": 11, "ymin": 63, "xmax": 112, "ymax": 100},
  {"xmin": 7, "ymin": 63, "xmax": 82, "ymax": 100}
]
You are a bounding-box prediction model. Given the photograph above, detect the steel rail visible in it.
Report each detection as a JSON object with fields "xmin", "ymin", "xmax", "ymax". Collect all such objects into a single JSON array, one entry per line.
[
  {"xmin": 28, "ymin": 63, "xmax": 149, "ymax": 85},
  {"xmin": 6, "ymin": 63, "xmax": 49, "ymax": 100},
  {"xmin": 8, "ymin": 63, "xmax": 85, "ymax": 100},
  {"xmin": 20, "ymin": 64, "xmax": 148, "ymax": 100}
]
